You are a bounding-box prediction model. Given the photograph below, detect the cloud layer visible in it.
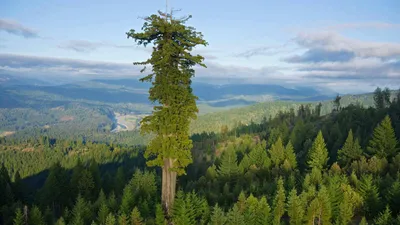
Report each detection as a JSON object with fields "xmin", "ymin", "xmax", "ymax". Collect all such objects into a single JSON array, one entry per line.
[
  {"xmin": 1, "ymin": 20, "xmax": 399, "ymax": 94},
  {"xmin": 0, "ymin": 53, "xmax": 140, "ymax": 79},
  {"xmin": 0, "ymin": 19, "xmax": 38, "ymax": 38}
]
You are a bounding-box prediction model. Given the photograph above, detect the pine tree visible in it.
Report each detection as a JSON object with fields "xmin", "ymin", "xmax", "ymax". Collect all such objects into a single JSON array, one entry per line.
[
  {"xmin": 367, "ymin": 115, "xmax": 399, "ymax": 158},
  {"xmin": 29, "ymin": 205, "xmax": 45, "ymax": 225},
  {"xmin": 78, "ymin": 169, "xmax": 95, "ymax": 200},
  {"xmin": 227, "ymin": 205, "xmax": 245, "ymax": 225},
  {"xmin": 13, "ymin": 208, "xmax": 24, "ymax": 225},
  {"xmin": 272, "ymin": 178, "xmax": 286, "ymax": 225},
  {"xmin": 89, "ymin": 160, "xmax": 101, "ymax": 199},
  {"xmin": 387, "ymin": 178, "xmax": 400, "ymax": 215},
  {"xmin": 248, "ymin": 142, "xmax": 269, "ymax": 169},
  {"xmin": 55, "ymin": 217, "xmax": 66, "ymax": 225},
  {"xmin": 95, "ymin": 189, "xmax": 107, "ymax": 211},
  {"xmin": 358, "ymin": 175, "xmax": 382, "ymax": 218},
  {"xmin": 120, "ymin": 185, "xmax": 134, "ymax": 215},
  {"xmin": 114, "ymin": 167, "xmax": 125, "ymax": 194},
  {"xmin": 209, "ymin": 204, "xmax": 227, "ymax": 225},
  {"xmin": 374, "ymin": 87, "xmax": 384, "ymax": 109},
  {"xmin": 155, "ymin": 204, "xmax": 166, "ymax": 225},
  {"xmin": 40, "ymin": 163, "xmax": 69, "ymax": 212},
  {"xmin": 257, "ymin": 196, "xmax": 271, "ymax": 225},
  {"xmin": 108, "ymin": 192, "xmax": 117, "ymax": 213},
  {"xmin": 307, "ymin": 131, "xmax": 329, "ymax": 170},
  {"xmin": 70, "ymin": 160, "xmax": 84, "ymax": 198},
  {"xmin": 373, "ymin": 205, "xmax": 392, "ymax": 225},
  {"xmin": 333, "ymin": 95, "xmax": 341, "ymax": 111},
  {"xmin": 305, "ymin": 186, "xmax": 331, "ymax": 225},
  {"xmin": 98, "ymin": 202, "xmax": 109, "ymax": 225},
  {"xmin": 130, "ymin": 207, "xmax": 143, "ymax": 225},
  {"xmin": 105, "ymin": 213, "xmax": 116, "ymax": 225},
  {"xmin": 269, "ymin": 137, "xmax": 285, "ymax": 167},
  {"xmin": 338, "ymin": 129, "xmax": 363, "ymax": 166},
  {"xmin": 171, "ymin": 191, "xmax": 196, "ymax": 225},
  {"xmin": 127, "ymin": 10, "xmax": 208, "ymax": 214},
  {"xmin": 71, "ymin": 194, "xmax": 91, "ymax": 225},
  {"xmin": 244, "ymin": 194, "xmax": 258, "ymax": 224},
  {"xmin": 337, "ymin": 184, "xmax": 363, "ymax": 225},
  {"xmin": 287, "ymin": 189, "xmax": 304, "ymax": 225},
  {"xmin": 217, "ymin": 148, "xmax": 240, "ymax": 180},
  {"xmin": 118, "ymin": 214, "xmax": 128, "ymax": 225},
  {"xmin": 284, "ymin": 141, "xmax": 297, "ymax": 170}
]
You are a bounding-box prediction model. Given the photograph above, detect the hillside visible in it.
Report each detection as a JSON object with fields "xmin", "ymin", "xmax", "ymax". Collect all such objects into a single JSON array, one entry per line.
[
  {"xmin": 0, "ymin": 76, "xmax": 337, "ymax": 140},
  {"xmin": 190, "ymin": 92, "xmax": 378, "ymax": 134}
]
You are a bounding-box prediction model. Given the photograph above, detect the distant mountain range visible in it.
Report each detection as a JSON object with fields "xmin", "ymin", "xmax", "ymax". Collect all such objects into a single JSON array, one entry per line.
[{"xmin": 0, "ymin": 75, "xmax": 338, "ymax": 109}]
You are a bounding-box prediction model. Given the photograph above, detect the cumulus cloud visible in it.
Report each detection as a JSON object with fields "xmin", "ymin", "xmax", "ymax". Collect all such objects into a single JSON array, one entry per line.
[
  {"xmin": 284, "ymin": 48, "xmax": 355, "ymax": 63},
  {"xmin": 292, "ymin": 31, "xmax": 400, "ymax": 59},
  {"xmin": 0, "ymin": 19, "xmax": 39, "ymax": 38},
  {"xmin": 278, "ymin": 28, "xmax": 400, "ymax": 92}
]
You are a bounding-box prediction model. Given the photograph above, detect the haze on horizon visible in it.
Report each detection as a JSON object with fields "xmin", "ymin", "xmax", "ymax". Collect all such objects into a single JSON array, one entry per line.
[{"xmin": 0, "ymin": 0, "xmax": 399, "ymax": 94}]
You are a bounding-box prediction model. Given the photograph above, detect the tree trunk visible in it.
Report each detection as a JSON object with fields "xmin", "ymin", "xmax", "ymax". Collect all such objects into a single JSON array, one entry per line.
[{"xmin": 162, "ymin": 158, "xmax": 177, "ymax": 216}]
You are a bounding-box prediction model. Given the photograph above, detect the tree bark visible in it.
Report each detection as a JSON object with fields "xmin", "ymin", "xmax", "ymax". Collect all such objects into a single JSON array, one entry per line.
[{"xmin": 162, "ymin": 158, "xmax": 177, "ymax": 216}]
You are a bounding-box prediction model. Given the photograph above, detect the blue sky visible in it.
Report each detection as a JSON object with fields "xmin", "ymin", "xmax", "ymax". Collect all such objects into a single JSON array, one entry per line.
[{"xmin": 1, "ymin": 0, "xmax": 400, "ymax": 93}]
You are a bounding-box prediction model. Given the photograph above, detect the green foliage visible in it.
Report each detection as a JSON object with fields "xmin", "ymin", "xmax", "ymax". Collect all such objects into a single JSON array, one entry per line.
[
  {"xmin": 338, "ymin": 129, "xmax": 363, "ymax": 167},
  {"xmin": 217, "ymin": 148, "xmax": 240, "ymax": 180},
  {"xmin": 337, "ymin": 184, "xmax": 363, "ymax": 225},
  {"xmin": 171, "ymin": 191, "xmax": 208, "ymax": 225},
  {"xmin": 227, "ymin": 205, "xmax": 245, "ymax": 225},
  {"xmin": 71, "ymin": 195, "xmax": 91, "ymax": 225},
  {"xmin": 287, "ymin": 189, "xmax": 304, "ymax": 225},
  {"xmin": 373, "ymin": 205, "xmax": 392, "ymax": 225},
  {"xmin": 358, "ymin": 175, "xmax": 382, "ymax": 218},
  {"xmin": 359, "ymin": 217, "xmax": 368, "ymax": 225},
  {"xmin": 114, "ymin": 167, "xmax": 125, "ymax": 194},
  {"xmin": 130, "ymin": 207, "xmax": 143, "ymax": 225},
  {"xmin": 55, "ymin": 217, "xmax": 66, "ymax": 225},
  {"xmin": 13, "ymin": 208, "xmax": 24, "ymax": 225},
  {"xmin": 118, "ymin": 214, "xmax": 128, "ymax": 225},
  {"xmin": 29, "ymin": 205, "xmax": 45, "ymax": 225},
  {"xmin": 1, "ymin": 87, "xmax": 400, "ymax": 225},
  {"xmin": 269, "ymin": 137, "xmax": 285, "ymax": 167},
  {"xmin": 272, "ymin": 178, "xmax": 286, "ymax": 225},
  {"xmin": 374, "ymin": 87, "xmax": 392, "ymax": 110},
  {"xmin": 127, "ymin": 12, "xmax": 207, "ymax": 175},
  {"xmin": 307, "ymin": 131, "xmax": 329, "ymax": 170},
  {"xmin": 305, "ymin": 186, "xmax": 331, "ymax": 225},
  {"xmin": 367, "ymin": 115, "xmax": 398, "ymax": 158},
  {"xmin": 155, "ymin": 204, "xmax": 166, "ymax": 225},
  {"xmin": 284, "ymin": 141, "xmax": 297, "ymax": 171},
  {"xmin": 98, "ymin": 202, "xmax": 109, "ymax": 225},
  {"xmin": 171, "ymin": 191, "xmax": 196, "ymax": 225},
  {"xmin": 120, "ymin": 185, "xmax": 135, "ymax": 215},
  {"xmin": 256, "ymin": 196, "xmax": 271, "ymax": 225},
  {"xmin": 105, "ymin": 213, "xmax": 116, "ymax": 225},
  {"xmin": 78, "ymin": 169, "xmax": 95, "ymax": 200},
  {"xmin": 209, "ymin": 204, "xmax": 227, "ymax": 225}
]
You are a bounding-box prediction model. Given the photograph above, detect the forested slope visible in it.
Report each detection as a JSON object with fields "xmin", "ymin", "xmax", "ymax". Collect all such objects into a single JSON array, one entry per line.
[{"xmin": 1, "ymin": 88, "xmax": 400, "ymax": 224}]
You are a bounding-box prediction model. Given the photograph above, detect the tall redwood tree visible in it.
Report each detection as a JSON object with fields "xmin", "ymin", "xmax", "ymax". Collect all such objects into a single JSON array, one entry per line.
[{"xmin": 126, "ymin": 11, "xmax": 207, "ymax": 215}]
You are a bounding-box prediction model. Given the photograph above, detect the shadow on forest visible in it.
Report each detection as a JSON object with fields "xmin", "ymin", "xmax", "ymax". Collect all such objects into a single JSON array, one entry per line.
[{"xmin": 19, "ymin": 150, "xmax": 152, "ymax": 203}]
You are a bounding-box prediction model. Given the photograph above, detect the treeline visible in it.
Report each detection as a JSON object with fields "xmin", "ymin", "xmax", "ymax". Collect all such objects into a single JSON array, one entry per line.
[
  {"xmin": 190, "ymin": 89, "xmax": 398, "ymax": 134},
  {"xmin": 1, "ymin": 87, "xmax": 400, "ymax": 224}
]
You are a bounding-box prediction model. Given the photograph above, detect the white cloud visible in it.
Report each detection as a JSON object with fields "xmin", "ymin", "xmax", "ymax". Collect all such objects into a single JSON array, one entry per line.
[{"xmin": 0, "ymin": 19, "xmax": 39, "ymax": 38}]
